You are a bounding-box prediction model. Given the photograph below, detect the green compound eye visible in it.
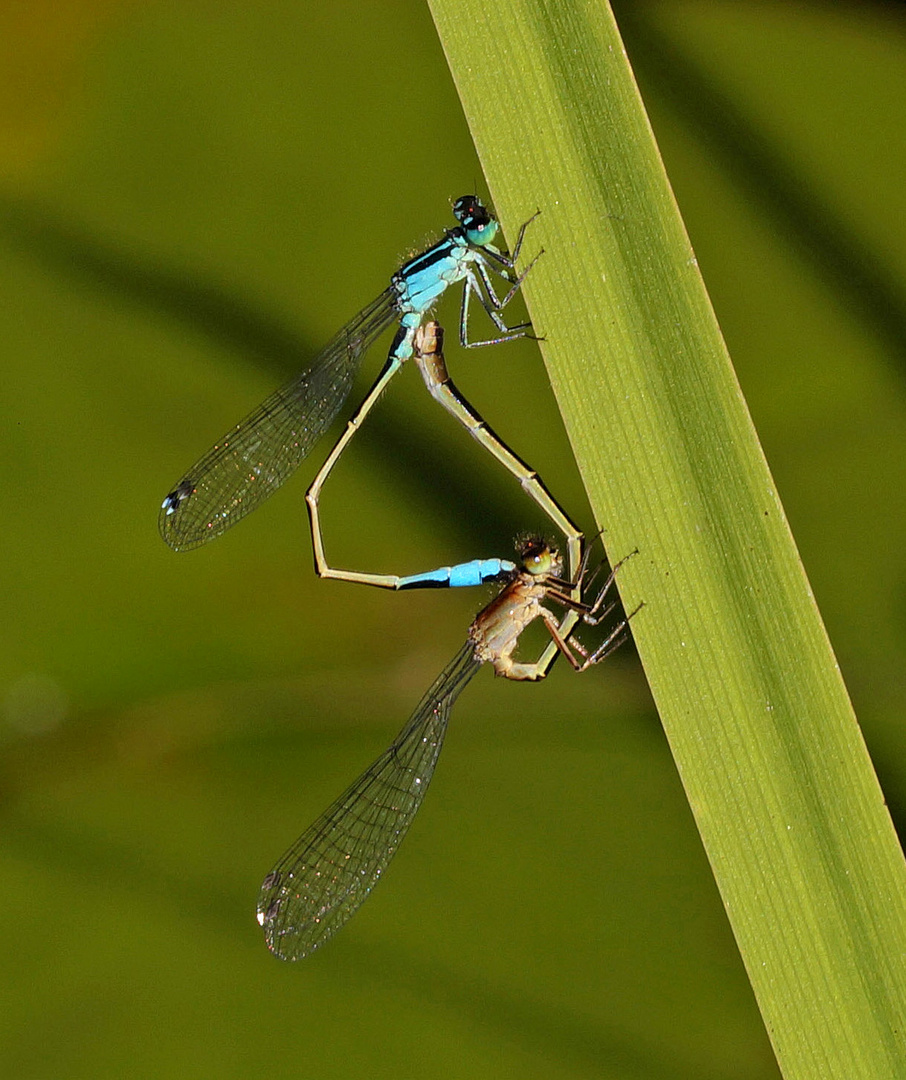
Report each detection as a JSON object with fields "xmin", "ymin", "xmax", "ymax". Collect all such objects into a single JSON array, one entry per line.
[
  {"xmin": 519, "ymin": 538, "xmax": 554, "ymax": 576},
  {"xmin": 529, "ymin": 550, "xmax": 552, "ymax": 575},
  {"xmin": 464, "ymin": 216, "xmax": 499, "ymax": 248}
]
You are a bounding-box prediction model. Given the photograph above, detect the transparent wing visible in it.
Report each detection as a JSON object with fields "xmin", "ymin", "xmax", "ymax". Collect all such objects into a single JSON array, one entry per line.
[
  {"xmin": 159, "ymin": 288, "xmax": 398, "ymax": 550},
  {"xmin": 258, "ymin": 641, "xmax": 480, "ymax": 961}
]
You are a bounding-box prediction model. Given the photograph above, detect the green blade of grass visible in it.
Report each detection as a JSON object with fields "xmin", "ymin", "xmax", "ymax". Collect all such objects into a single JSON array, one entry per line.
[{"xmin": 428, "ymin": 2, "xmax": 906, "ymax": 1076}]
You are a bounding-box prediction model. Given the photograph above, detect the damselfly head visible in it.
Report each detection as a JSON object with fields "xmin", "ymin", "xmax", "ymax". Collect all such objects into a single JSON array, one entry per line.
[
  {"xmin": 452, "ymin": 195, "xmax": 499, "ymax": 247},
  {"xmin": 452, "ymin": 194, "xmax": 490, "ymax": 228},
  {"xmin": 516, "ymin": 535, "xmax": 561, "ymax": 579}
]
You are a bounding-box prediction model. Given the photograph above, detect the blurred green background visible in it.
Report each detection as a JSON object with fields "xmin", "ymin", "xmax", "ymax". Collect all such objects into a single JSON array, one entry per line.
[{"xmin": 1, "ymin": 1, "xmax": 904, "ymax": 1077}]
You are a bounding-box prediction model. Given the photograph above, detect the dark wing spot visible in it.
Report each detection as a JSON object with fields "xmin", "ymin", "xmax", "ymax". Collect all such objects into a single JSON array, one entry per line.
[{"xmin": 161, "ymin": 479, "xmax": 196, "ymax": 515}]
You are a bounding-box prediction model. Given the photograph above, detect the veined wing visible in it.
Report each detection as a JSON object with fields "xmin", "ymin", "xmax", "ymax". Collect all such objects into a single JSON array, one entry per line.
[
  {"xmin": 257, "ymin": 640, "xmax": 480, "ymax": 961},
  {"xmin": 159, "ymin": 288, "xmax": 397, "ymax": 551}
]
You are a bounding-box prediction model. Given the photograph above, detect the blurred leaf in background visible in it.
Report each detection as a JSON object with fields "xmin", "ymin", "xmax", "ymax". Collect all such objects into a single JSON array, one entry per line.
[{"xmin": 0, "ymin": 1, "xmax": 903, "ymax": 1078}]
